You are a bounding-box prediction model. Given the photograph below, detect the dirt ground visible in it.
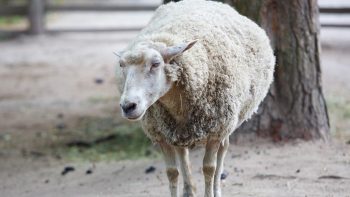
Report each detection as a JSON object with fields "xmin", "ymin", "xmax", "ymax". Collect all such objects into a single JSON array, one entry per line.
[
  {"xmin": 1, "ymin": 141, "xmax": 349, "ymax": 197},
  {"xmin": 1, "ymin": 7, "xmax": 350, "ymax": 197}
]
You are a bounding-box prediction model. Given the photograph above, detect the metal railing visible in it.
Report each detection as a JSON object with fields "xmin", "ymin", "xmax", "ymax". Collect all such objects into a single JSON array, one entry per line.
[
  {"xmin": 0, "ymin": 0, "xmax": 158, "ymax": 35},
  {"xmin": 0, "ymin": 0, "xmax": 349, "ymax": 35}
]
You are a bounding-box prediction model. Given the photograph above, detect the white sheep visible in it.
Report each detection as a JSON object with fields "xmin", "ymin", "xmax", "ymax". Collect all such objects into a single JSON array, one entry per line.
[{"xmin": 115, "ymin": 0, "xmax": 275, "ymax": 196}]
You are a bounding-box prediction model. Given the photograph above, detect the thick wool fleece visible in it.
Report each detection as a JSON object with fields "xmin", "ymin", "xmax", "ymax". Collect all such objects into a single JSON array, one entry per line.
[{"xmin": 125, "ymin": 0, "xmax": 275, "ymax": 146}]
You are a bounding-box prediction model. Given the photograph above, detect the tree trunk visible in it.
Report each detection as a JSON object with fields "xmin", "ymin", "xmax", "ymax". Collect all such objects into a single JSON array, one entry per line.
[
  {"xmin": 226, "ymin": 0, "xmax": 330, "ymax": 142},
  {"xmin": 163, "ymin": 0, "xmax": 330, "ymax": 141}
]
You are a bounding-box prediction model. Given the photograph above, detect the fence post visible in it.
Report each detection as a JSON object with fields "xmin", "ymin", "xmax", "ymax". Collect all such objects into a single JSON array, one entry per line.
[{"xmin": 28, "ymin": 0, "xmax": 45, "ymax": 35}]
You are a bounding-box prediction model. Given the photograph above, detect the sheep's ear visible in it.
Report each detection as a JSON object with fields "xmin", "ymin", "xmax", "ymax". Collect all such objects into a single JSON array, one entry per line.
[
  {"xmin": 113, "ymin": 51, "xmax": 122, "ymax": 58},
  {"xmin": 162, "ymin": 40, "xmax": 197, "ymax": 63}
]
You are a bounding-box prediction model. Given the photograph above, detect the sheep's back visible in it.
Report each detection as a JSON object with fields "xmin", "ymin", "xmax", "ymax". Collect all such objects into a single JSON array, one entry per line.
[{"xmin": 139, "ymin": 0, "xmax": 275, "ymax": 145}]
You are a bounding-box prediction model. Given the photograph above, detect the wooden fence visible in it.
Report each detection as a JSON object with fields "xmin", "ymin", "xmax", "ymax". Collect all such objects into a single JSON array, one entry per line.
[
  {"xmin": 0, "ymin": 0, "xmax": 158, "ymax": 35},
  {"xmin": 0, "ymin": 0, "xmax": 349, "ymax": 35}
]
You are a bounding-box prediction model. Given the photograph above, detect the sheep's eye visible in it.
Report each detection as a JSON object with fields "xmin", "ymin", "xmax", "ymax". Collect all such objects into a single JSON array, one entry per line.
[
  {"xmin": 151, "ymin": 62, "xmax": 160, "ymax": 68},
  {"xmin": 119, "ymin": 61, "xmax": 125, "ymax": 67}
]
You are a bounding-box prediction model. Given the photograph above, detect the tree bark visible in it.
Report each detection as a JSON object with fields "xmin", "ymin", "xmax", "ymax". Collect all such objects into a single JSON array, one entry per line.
[
  {"xmin": 226, "ymin": 0, "xmax": 330, "ymax": 142},
  {"xmin": 163, "ymin": 0, "xmax": 330, "ymax": 141}
]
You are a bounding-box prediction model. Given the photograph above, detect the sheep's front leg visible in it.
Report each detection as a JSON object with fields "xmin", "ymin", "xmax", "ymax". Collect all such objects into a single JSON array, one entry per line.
[
  {"xmin": 159, "ymin": 141, "xmax": 179, "ymax": 197},
  {"xmin": 203, "ymin": 138, "xmax": 221, "ymax": 197},
  {"xmin": 175, "ymin": 147, "xmax": 196, "ymax": 197},
  {"xmin": 214, "ymin": 136, "xmax": 229, "ymax": 197}
]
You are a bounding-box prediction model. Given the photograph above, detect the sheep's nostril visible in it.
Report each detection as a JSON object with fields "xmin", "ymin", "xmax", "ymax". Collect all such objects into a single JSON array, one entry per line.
[{"xmin": 122, "ymin": 102, "xmax": 137, "ymax": 114}]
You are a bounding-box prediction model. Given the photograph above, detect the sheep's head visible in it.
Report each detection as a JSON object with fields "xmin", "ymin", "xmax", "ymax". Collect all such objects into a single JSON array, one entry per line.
[{"xmin": 116, "ymin": 40, "xmax": 197, "ymax": 121}]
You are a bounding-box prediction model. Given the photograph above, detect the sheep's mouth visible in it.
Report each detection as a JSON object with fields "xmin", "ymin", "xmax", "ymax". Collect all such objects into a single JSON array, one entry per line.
[{"xmin": 125, "ymin": 111, "xmax": 146, "ymax": 121}]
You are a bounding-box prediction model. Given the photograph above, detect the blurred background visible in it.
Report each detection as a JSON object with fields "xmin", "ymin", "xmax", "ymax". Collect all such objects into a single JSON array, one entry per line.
[
  {"xmin": 0, "ymin": 0, "xmax": 163, "ymax": 161},
  {"xmin": 0, "ymin": 0, "xmax": 349, "ymax": 196}
]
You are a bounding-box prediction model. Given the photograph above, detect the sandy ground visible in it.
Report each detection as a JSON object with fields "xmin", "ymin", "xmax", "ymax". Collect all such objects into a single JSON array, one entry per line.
[
  {"xmin": 1, "ymin": 141, "xmax": 350, "ymax": 197},
  {"xmin": 0, "ymin": 32, "xmax": 135, "ymax": 149},
  {"xmin": 1, "ymin": 3, "xmax": 350, "ymax": 197}
]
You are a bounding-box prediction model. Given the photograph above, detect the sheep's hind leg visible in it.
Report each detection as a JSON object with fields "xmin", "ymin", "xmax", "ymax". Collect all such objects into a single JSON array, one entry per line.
[
  {"xmin": 159, "ymin": 141, "xmax": 179, "ymax": 197},
  {"xmin": 203, "ymin": 138, "xmax": 221, "ymax": 197},
  {"xmin": 214, "ymin": 136, "xmax": 229, "ymax": 197},
  {"xmin": 175, "ymin": 147, "xmax": 196, "ymax": 197}
]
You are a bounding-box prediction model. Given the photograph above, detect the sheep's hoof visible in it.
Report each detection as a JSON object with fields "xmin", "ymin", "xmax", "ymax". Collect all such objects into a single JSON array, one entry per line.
[
  {"xmin": 214, "ymin": 190, "xmax": 221, "ymax": 197},
  {"xmin": 183, "ymin": 192, "xmax": 196, "ymax": 197},
  {"xmin": 183, "ymin": 184, "xmax": 196, "ymax": 197}
]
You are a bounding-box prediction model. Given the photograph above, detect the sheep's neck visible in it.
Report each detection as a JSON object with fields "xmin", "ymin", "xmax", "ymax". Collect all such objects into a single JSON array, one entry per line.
[{"xmin": 159, "ymin": 85, "xmax": 189, "ymax": 123}]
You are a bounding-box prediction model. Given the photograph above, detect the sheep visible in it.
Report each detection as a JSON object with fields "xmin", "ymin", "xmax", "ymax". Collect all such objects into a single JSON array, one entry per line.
[{"xmin": 115, "ymin": 0, "xmax": 275, "ymax": 196}]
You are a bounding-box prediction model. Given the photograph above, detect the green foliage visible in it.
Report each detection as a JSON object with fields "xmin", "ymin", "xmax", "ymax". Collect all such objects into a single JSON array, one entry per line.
[
  {"xmin": 327, "ymin": 96, "xmax": 350, "ymax": 120},
  {"xmin": 326, "ymin": 95, "xmax": 350, "ymax": 140},
  {"xmin": 52, "ymin": 117, "xmax": 159, "ymax": 162},
  {"xmin": 0, "ymin": 15, "xmax": 24, "ymax": 26},
  {"xmin": 58, "ymin": 125, "xmax": 157, "ymax": 161}
]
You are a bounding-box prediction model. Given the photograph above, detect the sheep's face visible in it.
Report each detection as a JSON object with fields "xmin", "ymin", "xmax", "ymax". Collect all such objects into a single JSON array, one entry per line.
[{"xmin": 116, "ymin": 41, "xmax": 196, "ymax": 121}]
